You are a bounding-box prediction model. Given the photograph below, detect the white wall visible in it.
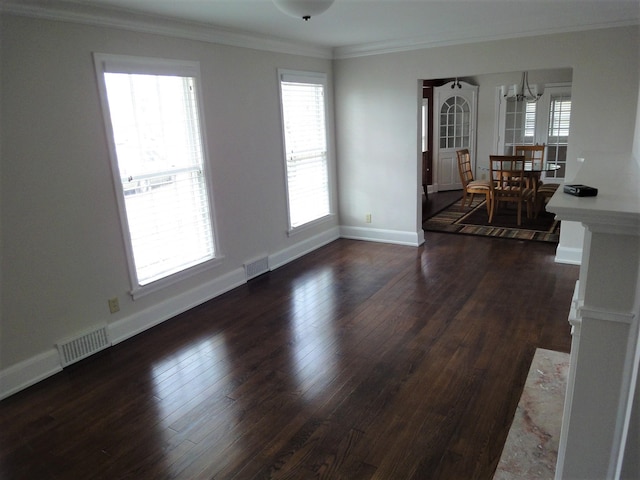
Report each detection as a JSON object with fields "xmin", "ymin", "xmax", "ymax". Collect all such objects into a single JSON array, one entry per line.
[
  {"xmin": 635, "ymin": 77, "xmax": 640, "ymax": 167},
  {"xmin": 2, "ymin": 13, "xmax": 639, "ymax": 399},
  {"xmin": 334, "ymin": 26, "xmax": 639, "ymax": 262},
  {"xmin": 0, "ymin": 14, "xmax": 338, "ymax": 394}
]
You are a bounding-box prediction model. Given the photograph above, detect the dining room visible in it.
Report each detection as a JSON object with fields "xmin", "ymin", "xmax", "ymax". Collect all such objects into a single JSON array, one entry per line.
[
  {"xmin": 421, "ymin": 68, "xmax": 572, "ymax": 239},
  {"xmin": 422, "ymin": 156, "xmax": 562, "ymax": 242},
  {"xmin": 422, "ymin": 68, "xmax": 572, "ymax": 194}
]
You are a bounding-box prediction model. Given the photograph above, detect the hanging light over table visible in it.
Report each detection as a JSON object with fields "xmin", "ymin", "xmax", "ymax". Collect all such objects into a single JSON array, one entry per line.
[{"xmin": 501, "ymin": 72, "xmax": 542, "ymax": 102}]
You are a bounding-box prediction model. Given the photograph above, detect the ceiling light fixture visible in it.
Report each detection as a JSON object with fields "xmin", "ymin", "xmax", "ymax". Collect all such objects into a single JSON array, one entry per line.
[
  {"xmin": 501, "ymin": 71, "xmax": 542, "ymax": 102},
  {"xmin": 272, "ymin": 0, "xmax": 335, "ymax": 21}
]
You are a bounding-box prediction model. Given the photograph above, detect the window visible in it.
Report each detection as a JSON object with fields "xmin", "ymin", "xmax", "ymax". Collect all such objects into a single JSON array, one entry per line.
[
  {"xmin": 279, "ymin": 70, "xmax": 331, "ymax": 231},
  {"xmin": 498, "ymin": 84, "xmax": 571, "ymax": 180},
  {"xmin": 504, "ymin": 98, "xmax": 537, "ymax": 152},
  {"xmin": 439, "ymin": 96, "xmax": 471, "ymax": 149},
  {"xmin": 94, "ymin": 54, "xmax": 217, "ymax": 298},
  {"xmin": 546, "ymin": 94, "xmax": 571, "ymax": 178}
]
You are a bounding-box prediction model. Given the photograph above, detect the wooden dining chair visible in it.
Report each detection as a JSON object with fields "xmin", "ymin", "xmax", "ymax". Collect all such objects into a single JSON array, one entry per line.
[
  {"xmin": 514, "ymin": 144, "xmax": 545, "ymax": 168},
  {"xmin": 514, "ymin": 144, "xmax": 546, "ymax": 189},
  {"xmin": 456, "ymin": 149, "xmax": 492, "ymax": 215},
  {"xmin": 489, "ymin": 155, "xmax": 534, "ymax": 226}
]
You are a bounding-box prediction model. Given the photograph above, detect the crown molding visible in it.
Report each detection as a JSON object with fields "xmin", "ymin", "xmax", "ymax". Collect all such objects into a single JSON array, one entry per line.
[
  {"xmin": 332, "ymin": 19, "xmax": 640, "ymax": 60},
  {"xmin": 2, "ymin": 0, "xmax": 637, "ymax": 60},
  {"xmin": 0, "ymin": 0, "xmax": 333, "ymax": 60}
]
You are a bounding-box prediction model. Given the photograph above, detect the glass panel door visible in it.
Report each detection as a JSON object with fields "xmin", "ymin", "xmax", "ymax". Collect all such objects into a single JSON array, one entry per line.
[
  {"xmin": 434, "ymin": 82, "xmax": 478, "ymax": 191},
  {"xmin": 439, "ymin": 96, "xmax": 471, "ymax": 149},
  {"xmin": 504, "ymin": 98, "xmax": 537, "ymax": 153}
]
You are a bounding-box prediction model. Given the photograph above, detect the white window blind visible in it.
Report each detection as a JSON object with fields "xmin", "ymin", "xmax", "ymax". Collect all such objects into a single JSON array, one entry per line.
[
  {"xmin": 546, "ymin": 94, "xmax": 572, "ymax": 178},
  {"xmin": 279, "ymin": 71, "xmax": 330, "ymax": 230},
  {"xmin": 524, "ymin": 101, "xmax": 537, "ymax": 139},
  {"xmin": 95, "ymin": 54, "xmax": 216, "ymax": 295},
  {"xmin": 549, "ymin": 96, "xmax": 571, "ymax": 138}
]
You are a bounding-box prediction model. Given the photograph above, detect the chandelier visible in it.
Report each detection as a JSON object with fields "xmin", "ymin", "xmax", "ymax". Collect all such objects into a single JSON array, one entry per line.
[
  {"xmin": 272, "ymin": 0, "xmax": 335, "ymax": 21},
  {"xmin": 501, "ymin": 71, "xmax": 542, "ymax": 102}
]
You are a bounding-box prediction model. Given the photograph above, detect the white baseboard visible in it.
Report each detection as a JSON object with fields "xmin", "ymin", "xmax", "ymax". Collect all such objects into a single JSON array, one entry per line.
[
  {"xmin": 108, "ymin": 267, "xmax": 247, "ymax": 345},
  {"xmin": 0, "ymin": 269, "xmax": 247, "ymax": 401},
  {"xmin": 340, "ymin": 226, "xmax": 424, "ymax": 246},
  {"xmin": 269, "ymin": 226, "xmax": 340, "ymax": 270},
  {"xmin": 1, "ymin": 224, "xmax": 425, "ymax": 400},
  {"xmin": 0, "ymin": 228, "xmax": 341, "ymax": 400},
  {"xmin": 0, "ymin": 350, "xmax": 61, "ymax": 401},
  {"xmin": 555, "ymin": 245, "xmax": 583, "ymax": 265}
]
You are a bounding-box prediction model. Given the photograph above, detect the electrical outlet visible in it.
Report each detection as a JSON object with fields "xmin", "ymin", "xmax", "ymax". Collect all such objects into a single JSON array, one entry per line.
[
  {"xmin": 108, "ymin": 297, "xmax": 120, "ymax": 314},
  {"xmin": 365, "ymin": 213, "xmax": 372, "ymax": 223}
]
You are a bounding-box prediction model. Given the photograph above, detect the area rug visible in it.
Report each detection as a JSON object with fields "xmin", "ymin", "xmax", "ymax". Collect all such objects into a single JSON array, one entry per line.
[
  {"xmin": 423, "ymin": 197, "xmax": 560, "ymax": 243},
  {"xmin": 493, "ymin": 348, "xmax": 570, "ymax": 480}
]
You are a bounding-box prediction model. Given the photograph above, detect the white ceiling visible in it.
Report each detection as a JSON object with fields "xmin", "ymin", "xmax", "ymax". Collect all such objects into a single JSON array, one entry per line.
[{"xmin": 5, "ymin": 0, "xmax": 640, "ymax": 58}]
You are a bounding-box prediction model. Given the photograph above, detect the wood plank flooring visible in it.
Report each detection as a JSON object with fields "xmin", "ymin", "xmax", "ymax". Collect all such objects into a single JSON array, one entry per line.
[
  {"xmin": 0, "ymin": 233, "xmax": 579, "ymax": 479},
  {"xmin": 422, "ymin": 189, "xmax": 462, "ymax": 221}
]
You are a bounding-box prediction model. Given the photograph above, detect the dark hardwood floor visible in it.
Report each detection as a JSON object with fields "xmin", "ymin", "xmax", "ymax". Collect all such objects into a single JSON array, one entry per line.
[
  {"xmin": 422, "ymin": 190, "xmax": 462, "ymax": 222},
  {"xmin": 0, "ymin": 233, "xmax": 579, "ymax": 479}
]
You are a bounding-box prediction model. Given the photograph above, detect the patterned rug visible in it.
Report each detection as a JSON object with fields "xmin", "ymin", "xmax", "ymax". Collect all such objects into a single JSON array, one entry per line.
[
  {"xmin": 493, "ymin": 348, "xmax": 570, "ymax": 479},
  {"xmin": 423, "ymin": 196, "xmax": 560, "ymax": 243}
]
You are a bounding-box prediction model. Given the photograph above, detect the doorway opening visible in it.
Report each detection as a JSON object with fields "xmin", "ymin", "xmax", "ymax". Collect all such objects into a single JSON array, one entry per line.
[{"xmin": 420, "ymin": 69, "xmax": 572, "ymax": 225}]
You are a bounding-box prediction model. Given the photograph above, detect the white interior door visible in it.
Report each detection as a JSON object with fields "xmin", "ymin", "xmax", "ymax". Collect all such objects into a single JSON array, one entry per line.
[{"xmin": 433, "ymin": 81, "xmax": 478, "ymax": 191}]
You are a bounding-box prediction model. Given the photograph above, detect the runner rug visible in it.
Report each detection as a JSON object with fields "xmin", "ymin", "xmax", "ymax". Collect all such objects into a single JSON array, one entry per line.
[
  {"xmin": 423, "ymin": 197, "xmax": 560, "ymax": 243},
  {"xmin": 493, "ymin": 348, "xmax": 570, "ymax": 479}
]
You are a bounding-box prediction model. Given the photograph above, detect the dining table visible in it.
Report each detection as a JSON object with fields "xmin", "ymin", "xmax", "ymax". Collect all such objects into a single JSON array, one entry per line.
[
  {"xmin": 480, "ymin": 161, "xmax": 561, "ymax": 215},
  {"xmin": 523, "ymin": 162, "xmax": 561, "ymax": 199},
  {"xmin": 482, "ymin": 162, "xmax": 560, "ymax": 192}
]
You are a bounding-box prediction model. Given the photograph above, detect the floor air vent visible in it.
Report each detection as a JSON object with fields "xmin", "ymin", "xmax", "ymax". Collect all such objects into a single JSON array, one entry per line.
[
  {"xmin": 56, "ymin": 326, "xmax": 111, "ymax": 367},
  {"xmin": 244, "ymin": 256, "xmax": 269, "ymax": 280}
]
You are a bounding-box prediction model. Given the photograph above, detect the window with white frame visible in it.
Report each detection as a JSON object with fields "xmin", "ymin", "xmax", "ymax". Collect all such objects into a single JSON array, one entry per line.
[
  {"xmin": 504, "ymin": 98, "xmax": 538, "ymax": 152},
  {"xmin": 94, "ymin": 54, "xmax": 217, "ymax": 298},
  {"xmin": 545, "ymin": 94, "xmax": 571, "ymax": 179},
  {"xmin": 279, "ymin": 70, "xmax": 331, "ymax": 231},
  {"xmin": 497, "ymin": 84, "xmax": 571, "ymax": 180}
]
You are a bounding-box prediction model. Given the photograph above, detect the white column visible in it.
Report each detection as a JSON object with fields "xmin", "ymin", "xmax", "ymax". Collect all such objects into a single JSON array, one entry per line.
[{"xmin": 548, "ymin": 159, "xmax": 640, "ymax": 480}]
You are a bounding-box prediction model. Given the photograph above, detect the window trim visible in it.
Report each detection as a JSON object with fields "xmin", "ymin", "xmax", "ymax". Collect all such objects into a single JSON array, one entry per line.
[
  {"xmin": 278, "ymin": 69, "xmax": 334, "ymax": 234},
  {"xmin": 94, "ymin": 53, "xmax": 221, "ymax": 299}
]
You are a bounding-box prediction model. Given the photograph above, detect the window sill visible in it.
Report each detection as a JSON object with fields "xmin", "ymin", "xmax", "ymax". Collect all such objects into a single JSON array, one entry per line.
[
  {"xmin": 287, "ymin": 213, "xmax": 336, "ymax": 238},
  {"xmin": 130, "ymin": 256, "xmax": 224, "ymax": 300}
]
